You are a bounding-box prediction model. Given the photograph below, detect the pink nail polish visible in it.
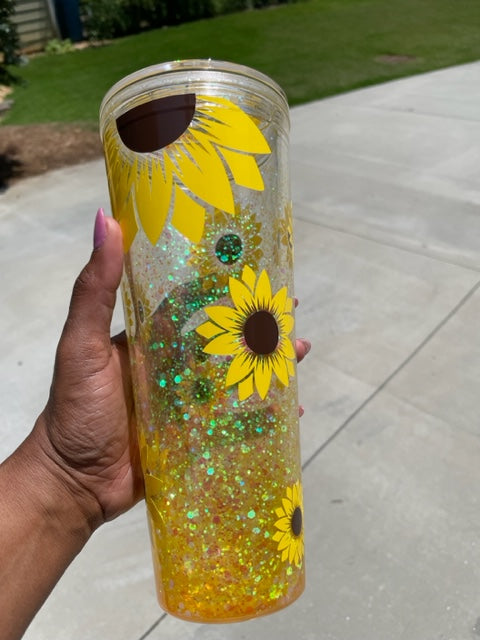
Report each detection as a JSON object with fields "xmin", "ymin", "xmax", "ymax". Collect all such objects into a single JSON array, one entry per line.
[{"xmin": 93, "ymin": 208, "xmax": 107, "ymax": 249}]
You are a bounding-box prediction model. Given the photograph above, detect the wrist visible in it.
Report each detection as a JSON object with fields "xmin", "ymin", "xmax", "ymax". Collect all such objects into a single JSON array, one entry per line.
[
  {"xmin": 0, "ymin": 419, "xmax": 102, "ymax": 640},
  {"xmin": 15, "ymin": 414, "xmax": 104, "ymax": 545}
]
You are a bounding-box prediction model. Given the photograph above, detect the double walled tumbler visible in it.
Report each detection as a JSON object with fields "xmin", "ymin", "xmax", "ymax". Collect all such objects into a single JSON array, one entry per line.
[{"xmin": 100, "ymin": 59, "xmax": 304, "ymax": 623}]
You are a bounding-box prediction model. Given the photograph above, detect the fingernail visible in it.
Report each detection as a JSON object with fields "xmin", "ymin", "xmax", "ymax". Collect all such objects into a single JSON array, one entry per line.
[
  {"xmin": 299, "ymin": 405, "xmax": 305, "ymax": 417},
  {"xmin": 301, "ymin": 339, "xmax": 311, "ymax": 355},
  {"xmin": 93, "ymin": 208, "xmax": 107, "ymax": 250}
]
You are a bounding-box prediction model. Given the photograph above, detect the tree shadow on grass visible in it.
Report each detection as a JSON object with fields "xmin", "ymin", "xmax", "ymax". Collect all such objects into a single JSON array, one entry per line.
[{"xmin": 0, "ymin": 147, "xmax": 23, "ymax": 192}]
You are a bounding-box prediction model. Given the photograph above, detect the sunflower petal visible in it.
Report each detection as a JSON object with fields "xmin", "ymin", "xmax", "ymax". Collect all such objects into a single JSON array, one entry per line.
[
  {"xmin": 272, "ymin": 530, "xmax": 284, "ymax": 542},
  {"xmin": 255, "ymin": 269, "xmax": 272, "ymax": 309},
  {"xmin": 230, "ymin": 277, "xmax": 254, "ymax": 311},
  {"xmin": 292, "ymin": 482, "xmax": 299, "ymax": 505},
  {"xmin": 118, "ymin": 201, "xmax": 138, "ymax": 253},
  {"xmin": 196, "ymin": 320, "xmax": 222, "ymax": 339},
  {"xmin": 281, "ymin": 547, "xmax": 289, "ymax": 562},
  {"xmin": 272, "ymin": 354, "xmax": 290, "ymax": 387},
  {"xmin": 254, "ymin": 359, "xmax": 273, "ymax": 400},
  {"xmin": 203, "ymin": 333, "xmax": 238, "ymax": 356},
  {"xmin": 218, "ymin": 147, "xmax": 265, "ymax": 191},
  {"xmin": 171, "ymin": 185, "xmax": 206, "ymax": 243},
  {"xmin": 147, "ymin": 499, "xmax": 165, "ymax": 529},
  {"xmin": 205, "ymin": 305, "xmax": 239, "ymax": 331},
  {"xmin": 144, "ymin": 473, "xmax": 163, "ymax": 499},
  {"xmin": 280, "ymin": 336, "xmax": 296, "ymax": 360},
  {"xmin": 226, "ymin": 352, "xmax": 254, "ymax": 386},
  {"xmin": 288, "ymin": 539, "xmax": 297, "ymax": 564},
  {"xmin": 277, "ymin": 534, "xmax": 292, "ymax": 551},
  {"xmin": 238, "ymin": 375, "xmax": 254, "ymax": 400},
  {"xmin": 135, "ymin": 158, "xmax": 171, "ymax": 245},
  {"xmin": 282, "ymin": 498, "xmax": 293, "ymax": 516},
  {"xmin": 286, "ymin": 358, "xmax": 295, "ymax": 377},
  {"xmin": 275, "ymin": 507, "xmax": 286, "ymax": 518},
  {"xmin": 274, "ymin": 516, "xmax": 291, "ymax": 532},
  {"xmin": 197, "ymin": 96, "xmax": 271, "ymax": 154},
  {"xmin": 174, "ymin": 132, "xmax": 235, "ymax": 214},
  {"xmin": 241, "ymin": 264, "xmax": 256, "ymax": 292},
  {"xmin": 280, "ymin": 313, "xmax": 295, "ymax": 336},
  {"xmin": 271, "ymin": 286, "xmax": 288, "ymax": 315}
]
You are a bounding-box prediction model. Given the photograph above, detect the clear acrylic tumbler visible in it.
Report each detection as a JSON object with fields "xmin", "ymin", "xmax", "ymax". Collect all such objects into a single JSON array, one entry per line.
[{"xmin": 99, "ymin": 59, "xmax": 305, "ymax": 623}]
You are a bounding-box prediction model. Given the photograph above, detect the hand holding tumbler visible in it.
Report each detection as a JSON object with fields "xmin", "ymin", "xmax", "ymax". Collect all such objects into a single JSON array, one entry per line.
[{"xmin": 100, "ymin": 59, "xmax": 305, "ymax": 623}]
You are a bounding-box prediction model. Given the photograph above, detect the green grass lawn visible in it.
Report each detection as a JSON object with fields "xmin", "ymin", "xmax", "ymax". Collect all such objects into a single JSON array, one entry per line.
[{"xmin": 5, "ymin": 0, "xmax": 480, "ymax": 125}]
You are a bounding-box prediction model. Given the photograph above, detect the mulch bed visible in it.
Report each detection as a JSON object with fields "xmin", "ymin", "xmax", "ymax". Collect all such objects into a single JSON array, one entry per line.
[{"xmin": 0, "ymin": 122, "xmax": 103, "ymax": 190}]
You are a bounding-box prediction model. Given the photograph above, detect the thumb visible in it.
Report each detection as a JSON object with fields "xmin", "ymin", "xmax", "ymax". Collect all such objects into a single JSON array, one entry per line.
[{"xmin": 61, "ymin": 208, "xmax": 124, "ymax": 356}]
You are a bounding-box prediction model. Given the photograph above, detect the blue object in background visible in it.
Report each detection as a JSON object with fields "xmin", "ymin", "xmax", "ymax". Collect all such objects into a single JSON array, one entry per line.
[{"xmin": 54, "ymin": 0, "xmax": 83, "ymax": 42}]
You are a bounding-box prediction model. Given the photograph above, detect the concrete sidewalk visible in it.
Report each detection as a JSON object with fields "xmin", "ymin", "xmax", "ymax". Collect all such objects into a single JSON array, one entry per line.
[{"xmin": 2, "ymin": 61, "xmax": 480, "ymax": 639}]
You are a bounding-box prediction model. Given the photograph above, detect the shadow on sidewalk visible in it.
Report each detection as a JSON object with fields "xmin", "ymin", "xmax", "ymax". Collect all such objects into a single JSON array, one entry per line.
[{"xmin": 0, "ymin": 148, "xmax": 23, "ymax": 192}]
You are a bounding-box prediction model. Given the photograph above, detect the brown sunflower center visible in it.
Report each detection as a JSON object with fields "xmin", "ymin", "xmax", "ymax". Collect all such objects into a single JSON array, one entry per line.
[
  {"xmin": 243, "ymin": 311, "xmax": 279, "ymax": 355},
  {"xmin": 116, "ymin": 93, "xmax": 196, "ymax": 153},
  {"xmin": 291, "ymin": 506, "xmax": 302, "ymax": 537}
]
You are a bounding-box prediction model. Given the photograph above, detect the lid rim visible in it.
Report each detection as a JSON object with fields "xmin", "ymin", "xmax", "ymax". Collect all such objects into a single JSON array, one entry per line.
[{"xmin": 99, "ymin": 59, "xmax": 288, "ymax": 123}]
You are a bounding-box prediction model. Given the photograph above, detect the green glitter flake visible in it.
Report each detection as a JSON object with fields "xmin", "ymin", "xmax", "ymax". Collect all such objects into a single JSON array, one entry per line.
[
  {"xmin": 187, "ymin": 509, "xmax": 199, "ymax": 519},
  {"xmin": 157, "ymin": 377, "xmax": 167, "ymax": 388},
  {"xmin": 247, "ymin": 510, "xmax": 256, "ymax": 519},
  {"xmin": 207, "ymin": 467, "xmax": 215, "ymax": 475},
  {"xmin": 202, "ymin": 451, "xmax": 211, "ymax": 460},
  {"xmin": 269, "ymin": 584, "xmax": 282, "ymax": 599},
  {"xmin": 174, "ymin": 374, "xmax": 182, "ymax": 384}
]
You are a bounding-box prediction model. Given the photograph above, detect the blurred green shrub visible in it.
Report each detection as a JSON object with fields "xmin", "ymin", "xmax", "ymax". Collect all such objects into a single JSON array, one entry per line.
[
  {"xmin": 80, "ymin": 0, "xmax": 299, "ymax": 41},
  {"xmin": 80, "ymin": 0, "xmax": 215, "ymax": 40},
  {"xmin": 45, "ymin": 38, "xmax": 76, "ymax": 55},
  {"xmin": 0, "ymin": 0, "xmax": 20, "ymax": 84}
]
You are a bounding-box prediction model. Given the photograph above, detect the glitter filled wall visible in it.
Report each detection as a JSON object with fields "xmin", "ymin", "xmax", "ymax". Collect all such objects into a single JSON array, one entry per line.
[{"xmin": 100, "ymin": 60, "xmax": 304, "ymax": 623}]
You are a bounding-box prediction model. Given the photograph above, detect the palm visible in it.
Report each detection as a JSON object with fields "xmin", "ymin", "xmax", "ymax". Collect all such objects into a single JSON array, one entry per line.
[{"xmin": 44, "ymin": 330, "xmax": 144, "ymax": 522}]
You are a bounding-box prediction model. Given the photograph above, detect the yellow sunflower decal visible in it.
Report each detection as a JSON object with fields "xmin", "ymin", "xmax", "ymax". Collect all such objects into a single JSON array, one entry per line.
[
  {"xmin": 188, "ymin": 205, "xmax": 263, "ymax": 290},
  {"xmin": 196, "ymin": 265, "xmax": 296, "ymax": 401},
  {"xmin": 121, "ymin": 271, "xmax": 155, "ymax": 340},
  {"xmin": 104, "ymin": 94, "xmax": 271, "ymax": 252},
  {"xmin": 274, "ymin": 201, "xmax": 294, "ymax": 270},
  {"xmin": 121, "ymin": 276, "xmax": 136, "ymax": 339},
  {"xmin": 272, "ymin": 481, "xmax": 304, "ymax": 566}
]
